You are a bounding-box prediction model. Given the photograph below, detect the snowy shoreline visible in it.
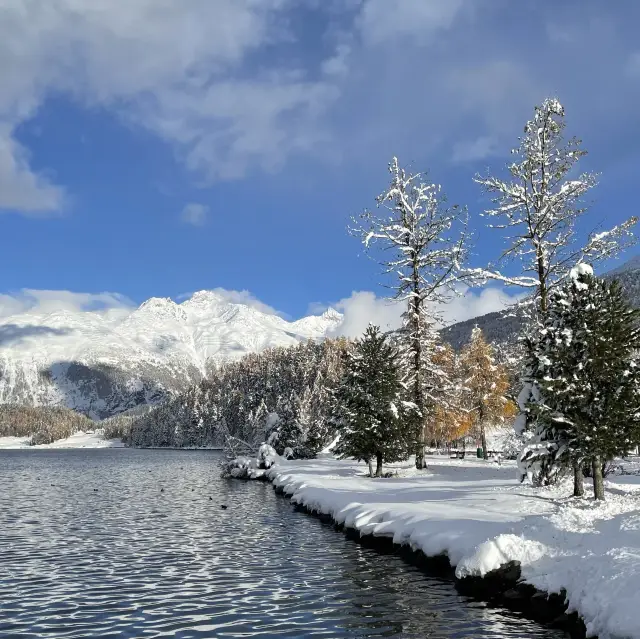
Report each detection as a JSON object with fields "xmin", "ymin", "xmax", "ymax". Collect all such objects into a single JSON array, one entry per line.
[
  {"xmin": 259, "ymin": 455, "xmax": 640, "ymax": 639},
  {"xmin": 0, "ymin": 431, "xmax": 124, "ymax": 449}
]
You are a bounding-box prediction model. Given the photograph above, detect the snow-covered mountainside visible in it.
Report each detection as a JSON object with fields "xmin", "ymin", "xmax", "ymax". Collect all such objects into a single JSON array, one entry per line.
[
  {"xmin": 442, "ymin": 255, "xmax": 640, "ymax": 350},
  {"xmin": 0, "ymin": 291, "xmax": 342, "ymax": 418}
]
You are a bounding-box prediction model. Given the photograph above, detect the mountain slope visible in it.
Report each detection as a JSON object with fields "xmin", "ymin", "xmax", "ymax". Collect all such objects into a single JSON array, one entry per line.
[
  {"xmin": 0, "ymin": 292, "xmax": 341, "ymax": 418},
  {"xmin": 442, "ymin": 256, "xmax": 640, "ymax": 350}
]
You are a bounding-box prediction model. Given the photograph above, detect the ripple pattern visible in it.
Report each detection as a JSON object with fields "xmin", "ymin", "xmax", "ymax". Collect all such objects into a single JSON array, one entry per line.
[{"xmin": 0, "ymin": 450, "xmax": 567, "ymax": 638}]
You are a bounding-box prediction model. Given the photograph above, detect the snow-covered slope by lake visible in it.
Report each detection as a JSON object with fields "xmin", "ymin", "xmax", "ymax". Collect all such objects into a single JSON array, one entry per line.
[
  {"xmin": 0, "ymin": 431, "xmax": 124, "ymax": 449},
  {"xmin": 267, "ymin": 455, "xmax": 640, "ymax": 639},
  {"xmin": 0, "ymin": 292, "xmax": 341, "ymax": 418}
]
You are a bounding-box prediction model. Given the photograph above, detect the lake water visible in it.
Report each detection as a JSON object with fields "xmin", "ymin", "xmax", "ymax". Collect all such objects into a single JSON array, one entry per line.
[{"xmin": 0, "ymin": 449, "xmax": 567, "ymax": 638}]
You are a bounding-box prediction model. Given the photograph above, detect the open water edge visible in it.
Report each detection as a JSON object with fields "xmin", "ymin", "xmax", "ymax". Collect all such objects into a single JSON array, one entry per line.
[{"xmin": 0, "ymin": 449, "xmax": 568, "ymax": 638}]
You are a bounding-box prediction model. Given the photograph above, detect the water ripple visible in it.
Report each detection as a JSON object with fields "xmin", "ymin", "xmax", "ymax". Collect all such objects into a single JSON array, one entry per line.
[{"xmin": 0, "ymin": 450, "xmax": 566, "ymax": 638}]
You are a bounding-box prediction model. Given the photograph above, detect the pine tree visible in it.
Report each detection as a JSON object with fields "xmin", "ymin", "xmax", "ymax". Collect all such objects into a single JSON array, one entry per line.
[
  {"xmin": 521, "ymin": 264, "xmax": 640, "ymax": 499},
  {"xmin": 351, "ymin": 157, "xmax": 469, "ymax": 468},
  {"xmin": 332, "ymin": 325, "xmax": 412, "ymax": 477},
  {"xmin": 459, "ymin": 327, "xmax": 511, "ymax": 460}
]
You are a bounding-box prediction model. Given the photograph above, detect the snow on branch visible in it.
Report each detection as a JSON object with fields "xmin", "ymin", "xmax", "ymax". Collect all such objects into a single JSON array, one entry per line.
[
  {"xmin": 351, "ymin": 156, "xmax": 470, "ymax": 311},
  {"xmin": 472, "ymin": 97, "xmax": 637, "ymax": 307}
]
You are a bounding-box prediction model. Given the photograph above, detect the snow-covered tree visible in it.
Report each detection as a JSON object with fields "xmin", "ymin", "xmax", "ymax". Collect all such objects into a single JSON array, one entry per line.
[
  {"xmin": 474, "ymin": 97, "xmax": 637, "ymax": 314},
  {"xmin": 459, "ymin": 327, "xmax": 511, "ymax": 459},
  {"xmin": 474, "ymin": 98, "xmax": 638, "ymax": 461},
  {"xmin": 520, "ymin": 264, "xmax": 640, "ymax": 500},
  {"xmin": 267, "ymin": 392, "xmax": 300, "ymax": 456},
  {"xmin": 352, "ymin": 157, "xmax": 469, "ymax": 468},
  {"xmin": 332, "ymin": 325, "xmax": 413, "ymax": 477}
]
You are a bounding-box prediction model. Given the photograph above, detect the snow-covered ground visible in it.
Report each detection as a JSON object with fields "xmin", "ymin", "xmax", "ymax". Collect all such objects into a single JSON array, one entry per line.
[
  {"xmin": 0, "ymin": 431, "xmax": 124, "ymax": 449},
  {"xmin": 267, "ymin": 454, "xmax": 640, "ymax": 639}
]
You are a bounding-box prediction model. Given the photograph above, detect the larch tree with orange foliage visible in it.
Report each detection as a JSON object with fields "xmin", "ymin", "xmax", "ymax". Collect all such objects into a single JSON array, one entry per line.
[
  {"xmin": 428, "ymin": 342, "xmax": 470, "ymax": 448},
  {"xmin": 460, "ymin": 327, "xmax": 511, "ymax": 460}
]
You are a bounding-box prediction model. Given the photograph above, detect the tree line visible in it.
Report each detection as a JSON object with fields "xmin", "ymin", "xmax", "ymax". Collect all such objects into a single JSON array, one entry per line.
[
  {"xmin": 0, "ymin": 404, "xmax": 94, "ymax": 444},
  {"xmin": 128, "ymin": 339, "xmax": 348, "ymax": 454}
]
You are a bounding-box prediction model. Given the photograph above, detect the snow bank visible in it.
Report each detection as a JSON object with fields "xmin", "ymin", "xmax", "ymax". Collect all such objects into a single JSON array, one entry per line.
[
  {"xmin": 266, "ymin": 455, "xmax": 640, "ymax": 639},
  {"xmin": 0, "ymin": 436, "xmax": 31, "ymax": 449},
  {"xmin": 0, "ymin": 431, "xmax": 124, "ymax": 449}
]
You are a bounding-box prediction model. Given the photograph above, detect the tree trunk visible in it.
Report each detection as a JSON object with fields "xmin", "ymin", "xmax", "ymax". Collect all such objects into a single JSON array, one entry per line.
[
  {"xmin": 480, "ymin": 420, "xmax": 488, "ymax": 460},
  {"xmin": 573, "ymin": 462, "xmax": 584, "ymax": 497},
  {"xmin": 411, "ymin": 254, "xmax": 426, "ymax": 470},
  {"xmin": 375, "ymin": 452, "xmax": 383, "ymax": 477},
  {"xmin": 592, "ymin": 456, "xmax": 605, "ymax": 501},
  {"xmin": 368, "ymin": 458, "xmax": 374, "ymax": 478},
  {"xmin": 537, "ymin": 245, "xmax": 548, "ymax": 315}
]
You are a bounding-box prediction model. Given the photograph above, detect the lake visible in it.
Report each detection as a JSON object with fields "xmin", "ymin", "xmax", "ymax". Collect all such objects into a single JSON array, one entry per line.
[{"xmin": 0, "ymin": 449, "xmax": 567, "ymax": 638}]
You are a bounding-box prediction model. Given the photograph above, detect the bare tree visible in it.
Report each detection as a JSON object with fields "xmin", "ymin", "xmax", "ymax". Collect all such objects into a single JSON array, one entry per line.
[{"xmin": 351, "ymin": 157, "xmax": 469, "ymax": 468}]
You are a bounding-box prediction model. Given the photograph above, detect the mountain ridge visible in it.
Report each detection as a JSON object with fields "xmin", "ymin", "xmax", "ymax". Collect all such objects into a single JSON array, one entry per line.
[{"xmin": 0, "ymin": 292, "xmax": 342, "ymax": 418}]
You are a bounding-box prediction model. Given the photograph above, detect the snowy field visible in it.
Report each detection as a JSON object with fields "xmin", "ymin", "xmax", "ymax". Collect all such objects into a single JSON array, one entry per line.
[
  {"xmin": 0, "ymin": 431, "xmax": 124, "ymax": 449},
  {"xmin": 267, "ymin": 454, "xmax": 640, "ymax": 639}
]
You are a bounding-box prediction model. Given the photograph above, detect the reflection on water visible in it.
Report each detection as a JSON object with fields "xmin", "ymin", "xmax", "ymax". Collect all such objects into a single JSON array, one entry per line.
[{"xmin": 0, "ymin": 449, "xmax": 566, "ymax": 638}]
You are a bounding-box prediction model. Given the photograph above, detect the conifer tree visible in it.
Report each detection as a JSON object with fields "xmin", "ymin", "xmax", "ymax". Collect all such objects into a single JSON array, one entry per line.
[
  {"xmin": 332, "ymin": 325, "xmax": 412, "ymax": 477},
  {"xmin": 521, "ymin": 264, "xmax": 640, "ymax": 499},
  {"xmin": 459, "ymin": 327, "xmax": 511, "ymax": 459},
  {"xmin": 269, "ymin": 392, "xmax": 301, "ymax": 456},
  {"xmin": 351, "ymin": 157, "xmax": 469, "ymax": 468}
]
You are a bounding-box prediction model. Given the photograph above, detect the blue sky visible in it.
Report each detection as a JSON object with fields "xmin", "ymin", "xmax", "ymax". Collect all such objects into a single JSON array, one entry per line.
[{"xmin": 1, "ymin": 0, "xmax": 640, "ymax": 324}]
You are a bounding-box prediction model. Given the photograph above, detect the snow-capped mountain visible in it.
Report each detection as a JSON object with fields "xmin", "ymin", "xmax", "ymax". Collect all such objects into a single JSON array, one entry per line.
[{"xmin": 0, "ymin": 291, "xmax": 342, "ymax": 418}]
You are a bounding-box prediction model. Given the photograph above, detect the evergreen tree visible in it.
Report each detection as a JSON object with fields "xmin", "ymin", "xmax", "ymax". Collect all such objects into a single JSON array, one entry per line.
[
  {"xmin": 332, "ymin": 325, "xmax": 412, "ymax": 477},
  {"xmin": 269, "ymin": 392, "xmax": 301, "ymax": 456},
  {"xmin": 521, "ymin": 264, "xmax": 640, "ymax": 499},
  {"xmin": 459, "ymin": 327, "xmax": 511, "ymax": 459}
]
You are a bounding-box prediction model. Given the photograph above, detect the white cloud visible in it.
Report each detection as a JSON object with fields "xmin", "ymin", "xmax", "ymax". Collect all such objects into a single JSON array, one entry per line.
[
  {"xmin": 358, "ymin": 0, "xmax": 465, "ymax": 45},
  {"xmin": 177, "ymin": 288, "xmax": 286, "ymax": 318},
  {"xmin": 0, "ymin": 127, "xmax": 65, "ymax": 214},
  {"xmin": 328, "ymin": 286, "xmax": 523, "ymax": 338},
  {"xmin": 0, "ymin": 286, "xmax": 286, "ymax": 321},
  {"xmin": 451, "ymin": 135, "xmax": 498, "ymax": 163},
  {"xmin": 328, "ymin": 291, "xmax": 403, "ymax": 338},
  {"xmin": 0, "ymin": 289, "xmax": 134, "ymax": 319},
  {"xmin": 208, "ymin": 288, "xmax": 286, "ymax": 317},
  {"xmin": 434, "ymin": 286, "xmax": 524, "ymax": 327},
  {"xmin": 321, "ymin": 44, "xmax": 351, "ymax": 78},
  {"xmin": 0, "ymin": 0, "xmax": 340, "ymax": 212},
  {"xmin": 447, "ymin": 60, "xmax": 541, "ymax": 136},
  {"xmin": 150, "ymin": 77, "xmax": 337, "ymax": 181},
  {"xmin": 0, "ymin": 0, "xmax": 634, "ymax": 219},
  {"xmin": 181, "ymin": 202, "xmax": 208, "ymax": 226}
]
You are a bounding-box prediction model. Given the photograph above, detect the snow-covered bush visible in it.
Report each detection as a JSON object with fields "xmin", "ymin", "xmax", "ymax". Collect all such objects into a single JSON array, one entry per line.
[
  {"xmin": 221, "ymin": 443, "xmax": 282, "ymax": 480},
  {"xmin": 257, "ymin": 443, "xmax": 278, "ymax": 468},
  {"xmin": 221, "ymin": 456, "xmax": 266, "ymax": 480},
  {"xmin": 497, "ymin": 429, "xmax": 526, "ymax": 461}
]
